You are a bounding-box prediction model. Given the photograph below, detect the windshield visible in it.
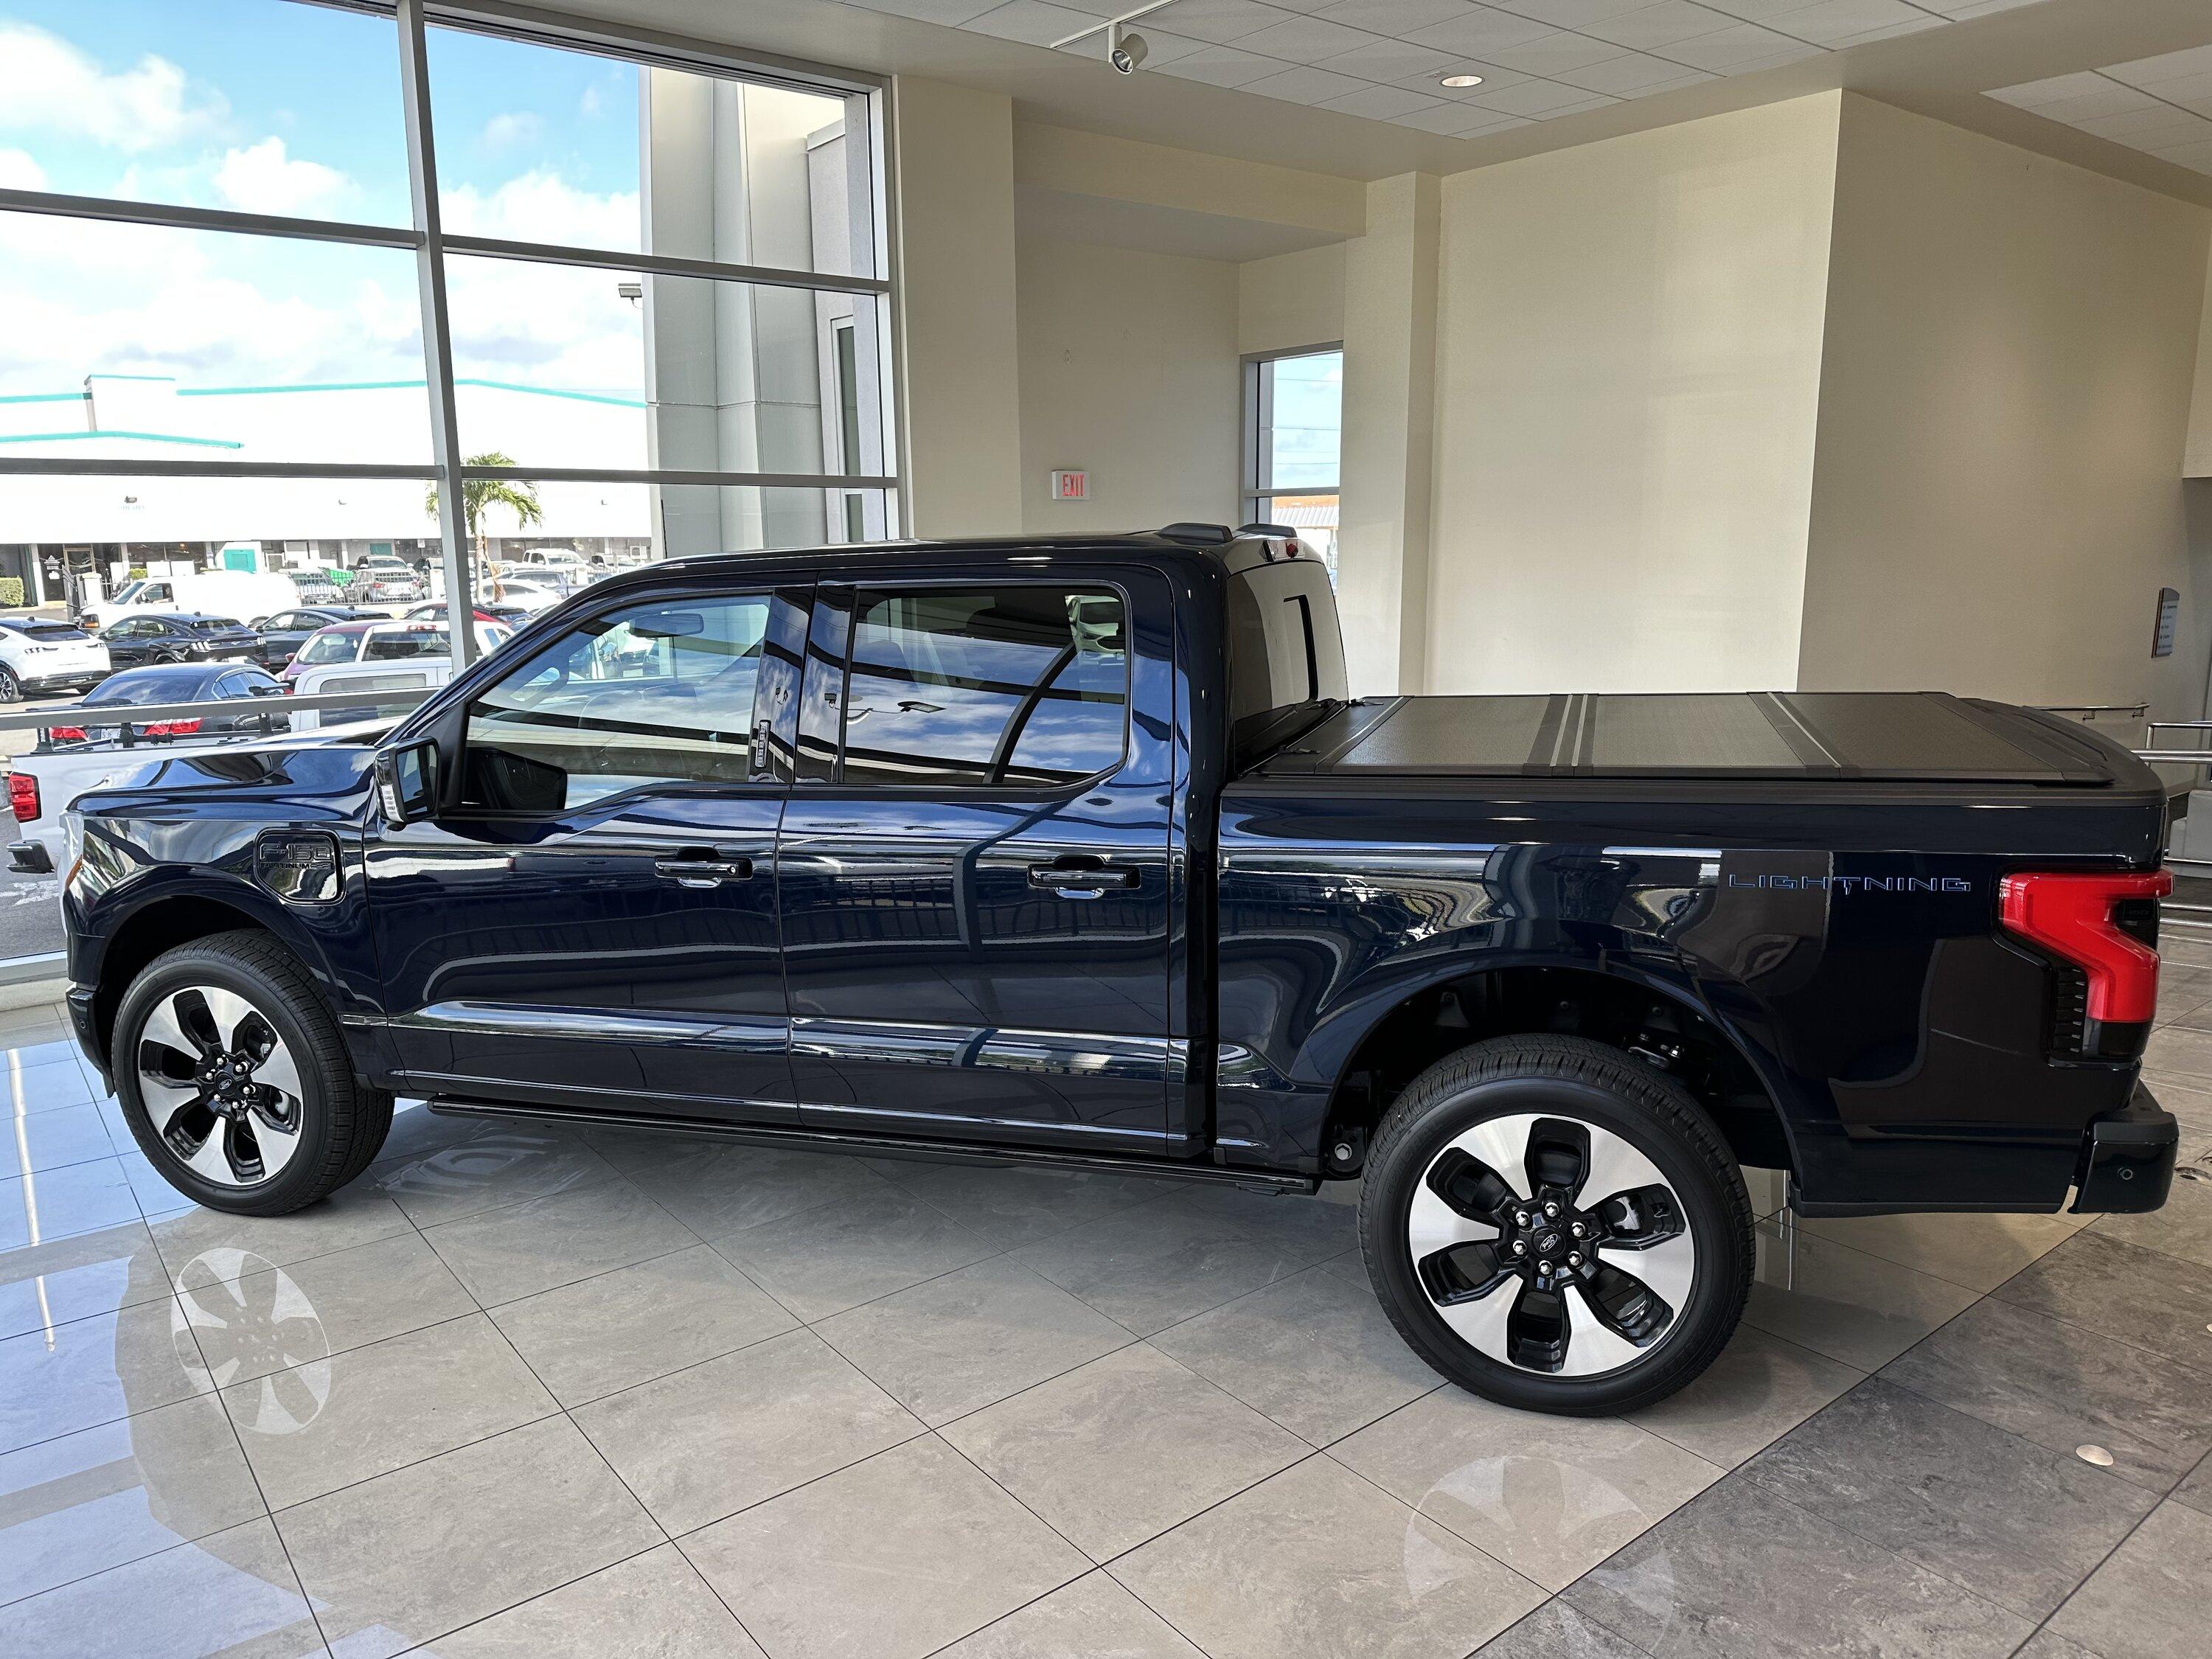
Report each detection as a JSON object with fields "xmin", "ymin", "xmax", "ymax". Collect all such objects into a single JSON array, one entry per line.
[{"xmin": 295, "ymin": 632, "xmax": 360, "ymax": 665}]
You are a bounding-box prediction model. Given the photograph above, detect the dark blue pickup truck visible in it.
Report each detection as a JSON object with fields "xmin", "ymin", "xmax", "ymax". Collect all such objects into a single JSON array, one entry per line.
[{"xmin": 60, "ymin": 526, "xmax": 2179, "ymax": 1413}]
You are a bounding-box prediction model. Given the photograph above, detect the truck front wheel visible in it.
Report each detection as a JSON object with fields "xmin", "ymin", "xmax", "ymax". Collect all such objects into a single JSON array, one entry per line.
[
  {"xmin": 113, "ymin": 931, "xmax": 392, "ymax": 1217},
  {"xmin": 1359, "ymin": 1035, "xmax": 1753, "ymax": 1415}
]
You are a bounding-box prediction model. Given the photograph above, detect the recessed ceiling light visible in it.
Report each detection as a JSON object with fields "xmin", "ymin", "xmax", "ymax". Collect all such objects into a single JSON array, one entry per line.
[{"xmin": 1440, "ymin": 73, "xmax": 1484, "ymax": 88}]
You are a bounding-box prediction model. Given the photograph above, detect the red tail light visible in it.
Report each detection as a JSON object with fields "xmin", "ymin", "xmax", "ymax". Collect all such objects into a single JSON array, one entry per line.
[
  {"xmin": 142, "ymin": 719, "xmax": 202, "ymax": 737},
  {"xmin": 46, "ymin": 726, "xmax": 85, "ymax": 743},
  {"xmin": 2000, "ymin": 869, "xmax": 2171, "ymax": 1023},
  {"xmin": 9, "ymin": 773, "xmax": 38, "ymax": 824}
]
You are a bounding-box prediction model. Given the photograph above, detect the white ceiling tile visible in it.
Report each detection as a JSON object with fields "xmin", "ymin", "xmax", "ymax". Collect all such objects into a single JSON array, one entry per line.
[
  {"xmin": 1321, "ymin": 84, "xmax": 1453, "ymax": 116},
  {"xmin": 1759, "ymin": 0, "xmax": 1929, "ymax": 46},
  {"xmin": 1924, "ymin": 0, "xmax": 2042, "ymax": 14},
  {"xmin": 1491, "ymin": 0, "xmax": 1654, "ymax": 25},
  {"xmin": 849, "ymin": 0, "xmax": 1002, "ymax": 25},
  {"xmin": 2031, "ymin": 82, "xmax": 2167, "ymax": 126},
  {"xmin": 1653, "ymin": 21, "xmax": 1818, "ymax": 70},
  {"xmin": 1320, "ymin": 38, "xmax": 1464, "ymax": 80},
  {"xmin": 1234, "ymin": 15, "xmax": 1388, "ymax": 61},
  {"xmin": 1152, "ymin": 44, "xmax": 1296, "ymax": 86},
  {"xmin": 1483, "ymin": 28, "xmax": 1635, "ymax": 75},
  {"xmin": 1824, "ymin": 14, "xmax": 1946, "ymax": 48},
  {"xmin": 1554, "ymin": 49, "xmax": 1709, "ymax": 92},
  {"xmin": 2147, "ymin": 69, "xmax": 2212, "ymax": 111},
  {"xmin": 1262, "ymin": 0, "xmax": 1361, "ymax": 13},
  {"xmin": 1618, "ymin": 68, "xmax": 1717, "ymax": 97},
  {"xmin": 1469, "ymin": 74, "xmax": 1613, "ymax": 113},
  {"xmin": 1695, "ymin": 0, "xmax": 1825, "ymax": 21},
  {"xmin": 1984, "ymin": 72, "xmax": 2113, "ymax": 111},
  {"xmin": 1582, "ymin": 1, "xmax": 1742, "ymax": 50},
  {"xmin": 1314, "ymin": 0, "xmax": 1483, "ymax": 33},
  {"xmin": 1530, "ymin": 93, "xmax": 1622, "ymax": 117},
  {"xmin": 964, "ymin": 0, "xmax": 1111, "ymax": 46},
  {"xmin": 1404, "ymin": 7, "xmax": 1561, "ymax": 57},
  {"xmin": 1388, "ymin": 101, "xmax": 1531, "ymax": 133},
  {"xmin": 1150, "ymin": 0, "xmax": 1300, "ymax": 45},
  {"xmin": 1241, "ymin": 63, "xmax": 1378, "ymax": 102},
  {"xmin": 2105, "ymin": 45, "xmax": 2212, "ymax": 90},
  {"xmin": 2072, "ymin": 105, "xmax": 2212, "ymax": 150}
]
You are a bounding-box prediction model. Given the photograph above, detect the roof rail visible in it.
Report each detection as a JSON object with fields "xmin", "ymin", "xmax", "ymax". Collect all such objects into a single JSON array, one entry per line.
[
  {"xmin": 1237, "ymin": 522, "xmax": 1297, "ymax": 538},
  {"xmin": 1156, "ymin": 522, "xmax": 1232, "ymax": 545}
]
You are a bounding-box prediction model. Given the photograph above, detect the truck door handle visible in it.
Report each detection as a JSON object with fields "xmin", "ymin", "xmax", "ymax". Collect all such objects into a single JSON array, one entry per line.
[
  {"xmin": 654, "ymin": 849, "xmax": 755, "ymax": 888},
  {"xmin": 1028, "ymin": 858, "xmax": 1141, "ymax": 896}
]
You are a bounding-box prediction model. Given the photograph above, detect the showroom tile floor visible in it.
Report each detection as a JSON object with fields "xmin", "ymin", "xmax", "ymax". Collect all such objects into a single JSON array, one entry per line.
[{"xmin": 1, "ymin": 961, "xmax": 2210, "ymax": 1659}]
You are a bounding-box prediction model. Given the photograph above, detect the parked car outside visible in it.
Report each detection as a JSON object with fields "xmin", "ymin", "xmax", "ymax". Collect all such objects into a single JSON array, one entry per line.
[
  {"xmin": 0, "ymin": 615, "xmax": 110, "ymax": 700},
  {"xmin": 98, "ymin": 613, "xmax": 262, "ymax": 669},
  {"xmin": 251, "ymin": 607, "xmax": 391, "ymax": 669},
  {"xmin": 45, "ymin": 662, "xmax": 288, "ymax": 745},
  {"xmin": 351, "ymin": 555, "xmax": 426, "ymax": 604},
  {"xmin": 277, "ymin": 617, "xmax": 510, "ymax": 687},
  {"xmin": 405, "ymin": 601, "xmax": 532, "ymax": 627},
  {"xmin": 79, "ymin": 571, "xmax": 297, "ymax": 632},
  {"xmin": 58, "ymin": 527, "xmax": 2180, "ymax": 1417}
]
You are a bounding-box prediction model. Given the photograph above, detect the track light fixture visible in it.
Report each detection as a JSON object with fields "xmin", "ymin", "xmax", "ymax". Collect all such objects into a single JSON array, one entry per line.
[{"xmin": 1052, "ymin": 1, "xmax": 1175, "ymax": 76}]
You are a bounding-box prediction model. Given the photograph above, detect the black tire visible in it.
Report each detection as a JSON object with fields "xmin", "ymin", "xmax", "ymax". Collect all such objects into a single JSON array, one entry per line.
[
  {"xmin": 0, "ymin": 665, "xmax": 19, "ymax": 702},
  {"xmin": 1358, "ymin": 1035, "xmax": 1753, "ymax": 1416},
  {"xmin": 113, "ymin": 930, "xmax": 392, "ymax": 1216}
]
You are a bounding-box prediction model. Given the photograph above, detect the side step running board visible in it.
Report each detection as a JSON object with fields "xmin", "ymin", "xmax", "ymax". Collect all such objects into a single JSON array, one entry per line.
[{"xmin": 425, "ymin": 1098, "xmax": 1321, "ymax": 1195}]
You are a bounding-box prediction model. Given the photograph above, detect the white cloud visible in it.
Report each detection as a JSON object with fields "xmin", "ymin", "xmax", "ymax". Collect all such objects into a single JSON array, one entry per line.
[
  {"xmin": 580, "ymin": 86, "xmax": 604, "ymax": 119},
  {"xmin": 0, "ymin": 148, "xmax": 47, "ymax": 191},
  {"xmin": 482, "ymin": 111, "xmax": 543, "ymax": 150},
  {"xmin": 212, "ymin": 137, "xmax": 352, "ymax": 216},
  {"xmin": 0, "ymin": 21, "xmax": 229, "ymax": 153},
  {"xmin": 440, "ymin": 170, "xmax": 640, "ymax": 251}
]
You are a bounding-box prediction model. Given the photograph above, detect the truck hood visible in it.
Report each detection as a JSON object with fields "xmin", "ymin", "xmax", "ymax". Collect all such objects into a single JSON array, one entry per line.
[{"xmin": 69, "ymin": 721, "xmax": 391, "ymax": 816}]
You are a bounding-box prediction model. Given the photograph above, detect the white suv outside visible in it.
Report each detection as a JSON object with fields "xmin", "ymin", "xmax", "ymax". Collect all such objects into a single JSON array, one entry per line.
[{"xmin": 0, "ymin": 616, "xmax": 110, "ymax": 701}]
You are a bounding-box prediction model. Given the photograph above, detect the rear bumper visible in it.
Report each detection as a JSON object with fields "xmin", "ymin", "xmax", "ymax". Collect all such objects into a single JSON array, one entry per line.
[
  {"xmin": 18, "ymin": 672, "xmax": 105, "ymax": 695},
  {"xmin": 8, "ymin": 840, "xmax": 52, "ymax": 874},
  {"xmin": 2070, "ymin": 1085, "xmax": 2178, "ymax": 1214}
]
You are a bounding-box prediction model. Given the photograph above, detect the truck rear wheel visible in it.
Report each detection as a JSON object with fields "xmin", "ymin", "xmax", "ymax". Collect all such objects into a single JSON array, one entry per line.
[
  {"xmin": 113, "ymin": 931, "xmax": 391, "ymax": 1217},
  {"xmin": 1359, "ymin": 1035, "xmax": 1752, "ymax": 1415}
]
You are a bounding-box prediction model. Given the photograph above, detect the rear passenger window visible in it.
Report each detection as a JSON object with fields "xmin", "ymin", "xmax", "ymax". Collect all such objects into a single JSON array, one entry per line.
[
  {"xmin": 840, "ymin": 587, "xmax": 1126, "ymax": 786},
  {"xmin": 460, "ymin": 593, "xmax": 769, "ymax": 811}
]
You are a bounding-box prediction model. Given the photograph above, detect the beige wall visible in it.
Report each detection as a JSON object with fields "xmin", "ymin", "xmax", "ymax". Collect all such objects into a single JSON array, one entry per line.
[
  {"xmin": 1422, "ymin": 94, "xmax": 1843, "ymax": 695},
  {"xmin": 889, "ymin": 77, "xmax": 1023, "ymax": 538},
  {"xmin": 1800, "ymin": 97, "xmax": 2212, "ymax": 717},
  {"xmin": 1238, "ymin": 244, "xmax": 1346, "ymax": 357},
  {"xmin": 1014, "ymin": 233, "xmax": 1241, "ymax": 535}
]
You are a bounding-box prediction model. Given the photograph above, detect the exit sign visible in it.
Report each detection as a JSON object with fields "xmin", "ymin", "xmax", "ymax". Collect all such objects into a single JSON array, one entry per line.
[{"xmin": 1050, "ymin": 469, "xmax": 1088, "ymax": 501}]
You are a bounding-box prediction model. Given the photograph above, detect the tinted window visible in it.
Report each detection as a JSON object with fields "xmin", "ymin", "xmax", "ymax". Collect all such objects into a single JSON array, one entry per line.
[
  {"xmin": 364, "ymin": 630, "xmax": 445, "ymax": 661},
  {"xmin": 839, "ymin": 587, "xmax": 1126, "ymax": 787},
  {"xmin": 86, "ymin": 668, "xmax": 209, "ymax": 706},
  {"xmin": 295, "ymin": 632, "xmax": 361, "ymax": 665},
  {"xmin": 460, "ymin": 594, "xmax": 770, "ymax": 811},
  {"xmin": 1225, "ymin": 559, "xmax": 1347, "ymax": 760}
]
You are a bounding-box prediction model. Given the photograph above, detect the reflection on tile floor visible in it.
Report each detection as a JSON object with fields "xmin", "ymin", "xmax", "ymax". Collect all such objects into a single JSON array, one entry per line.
[{"xmin": 1, "ymin": 992, "xmax": 2209, "ymax": 1658}]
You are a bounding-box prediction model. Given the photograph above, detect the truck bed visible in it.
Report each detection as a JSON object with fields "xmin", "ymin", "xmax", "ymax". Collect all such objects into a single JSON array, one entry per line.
[{"xmin": 1251, "ymin": 692, "xmax": 2135, "ymax": 787}]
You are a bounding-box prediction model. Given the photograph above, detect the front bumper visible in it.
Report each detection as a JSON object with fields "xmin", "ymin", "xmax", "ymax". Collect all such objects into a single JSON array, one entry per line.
[{"xmin": 2070, "ymin": 1085, "xmax": 2178, "ymax": 1213}]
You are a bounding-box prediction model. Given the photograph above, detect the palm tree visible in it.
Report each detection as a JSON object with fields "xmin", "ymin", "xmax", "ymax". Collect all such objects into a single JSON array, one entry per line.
[{"xmin": 425, "ymin": 452, "xmax": 544, "ymax": 563}]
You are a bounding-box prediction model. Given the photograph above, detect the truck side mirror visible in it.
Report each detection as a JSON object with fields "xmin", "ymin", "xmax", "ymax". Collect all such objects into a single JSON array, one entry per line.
[{"xmin": 375, "ymin": 739, "xmax": 439, "ymax": 826}]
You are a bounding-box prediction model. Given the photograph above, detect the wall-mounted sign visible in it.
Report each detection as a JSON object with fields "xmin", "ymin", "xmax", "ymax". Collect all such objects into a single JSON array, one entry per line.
[
  {"xmin": 1050, "ymin": 470, "xmax": 1088, "ymax": 502},
  {"xmin": 2154, "ymin": 585, "xmax": 2180, "ymax": 657}
]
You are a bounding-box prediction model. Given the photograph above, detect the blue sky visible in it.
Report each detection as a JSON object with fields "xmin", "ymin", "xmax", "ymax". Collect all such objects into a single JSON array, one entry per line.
[
  {"xmin": 0, "ymin": 1, "xmax": 641, "ymax": 226},
  {"xmin": 0, "ymin": 0, "xmax": 662, "ymax": 407}
]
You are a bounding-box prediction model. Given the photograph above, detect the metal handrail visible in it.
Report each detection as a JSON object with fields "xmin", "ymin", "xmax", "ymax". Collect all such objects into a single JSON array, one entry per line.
[{"xmin": 0, "ymin": 687, "xmax": 430, "ymax": 737}]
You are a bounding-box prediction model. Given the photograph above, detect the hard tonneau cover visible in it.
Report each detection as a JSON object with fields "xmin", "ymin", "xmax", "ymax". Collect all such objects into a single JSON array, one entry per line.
[{"xmin": 1253, "ymin": 692, "xmax": 2134, "ymax": 786}]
